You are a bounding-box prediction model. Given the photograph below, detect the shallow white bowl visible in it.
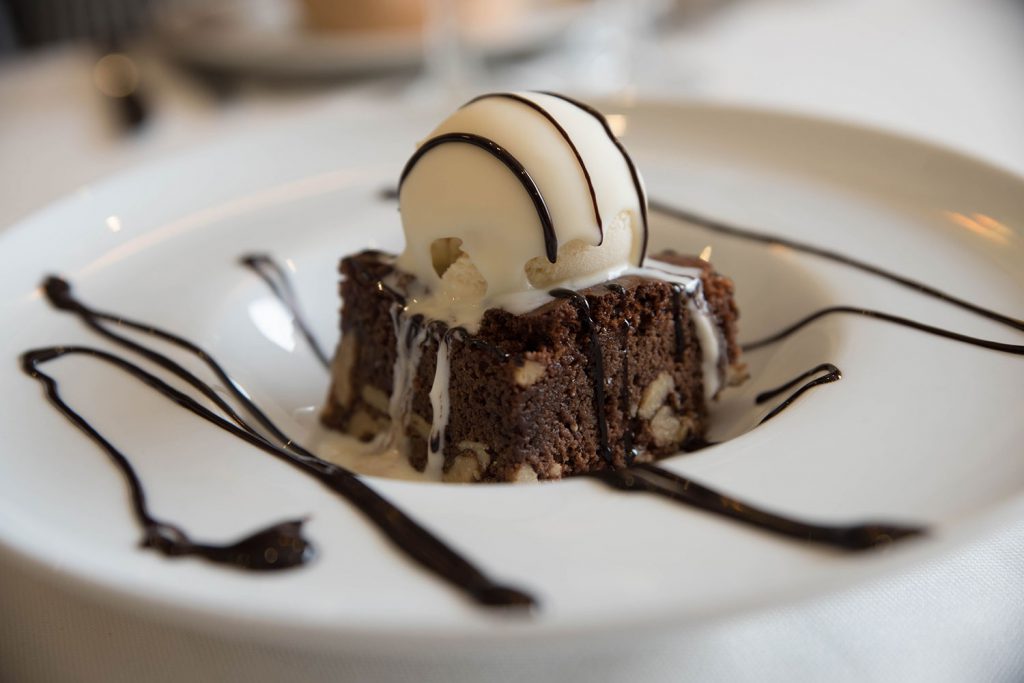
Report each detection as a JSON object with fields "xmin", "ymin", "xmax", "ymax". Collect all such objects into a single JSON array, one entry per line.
[{"xmin": 0, "ymin": 98, "xmax": 1021, "ymax": 653}]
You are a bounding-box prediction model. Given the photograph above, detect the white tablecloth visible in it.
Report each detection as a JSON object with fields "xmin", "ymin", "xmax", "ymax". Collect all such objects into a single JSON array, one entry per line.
[{"xmin": 2, "ymin": 0, "xmax": 1023, "ymax": 680}]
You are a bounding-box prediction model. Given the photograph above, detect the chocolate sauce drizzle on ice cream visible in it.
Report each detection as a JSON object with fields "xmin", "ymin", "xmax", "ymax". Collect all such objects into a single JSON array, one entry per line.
[
  {"xmin": 395, "ymin": 91, "xmax": 649, "ymax": 330},
  {"xmin": 19, "ymin": 92, "xmax": 1023, "ymax": 611},
  {"xmin": 401, "ymin": 132, "xmax": 558, "ymax": 263},
  {"xmin": 540, "ymin": 91, "xmax": 650, "ymax": 258},
  {"xmin": 464, "ymin": 93, "xmax": 605, "ymax": 235}
]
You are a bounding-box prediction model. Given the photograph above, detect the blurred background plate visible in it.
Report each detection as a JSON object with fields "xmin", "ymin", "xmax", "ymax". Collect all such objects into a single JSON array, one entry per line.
[{"xmin": 154, "ymin": 0, "xmax": 586, "ymax": 78}]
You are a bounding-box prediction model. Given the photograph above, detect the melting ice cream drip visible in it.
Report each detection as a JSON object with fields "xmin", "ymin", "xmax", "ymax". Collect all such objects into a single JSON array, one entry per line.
[
  {"xmin": 386, "ymin": 306, "xmax": 428, "ymax": 452},
  {"xmin": 426, "ymin": 331, "xmax": 452, "ymax": 479}
]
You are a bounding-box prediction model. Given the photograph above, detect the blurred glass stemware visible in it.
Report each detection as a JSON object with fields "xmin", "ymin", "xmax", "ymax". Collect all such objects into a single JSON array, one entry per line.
[{"xmin": 419, "ymin": 0, "xmax": 483, "ymax": 107}]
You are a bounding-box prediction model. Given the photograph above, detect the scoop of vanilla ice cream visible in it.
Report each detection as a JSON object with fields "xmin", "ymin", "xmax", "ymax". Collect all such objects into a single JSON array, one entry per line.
[{"xmin": 397, "ymin": 92, "xmax": 646, "ymax": 327}]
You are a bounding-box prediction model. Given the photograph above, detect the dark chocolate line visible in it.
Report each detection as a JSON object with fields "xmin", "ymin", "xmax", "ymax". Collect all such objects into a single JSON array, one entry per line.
[
  {"xmin": 43, "ymin": 277, "xmax": 291, "ymax": 448},
  {"xmin": 755, "ymin": 363, "xmax": 842, "ymax": 425},
  {"xmin": 539, "ymin": 91, "xmax": 649, "ymax": 264},
  {"xmin": 650, "ymin": 199, "xmax": 1024, "ymax": 333},
  {"xmin": 346, "ymin": 251, "xmax": 407, "ymax": 305},
  {"xmin": 399, "ymin": 132, "xmax": 558, "ymax": 264},
  {"xmin": 618, "ymin": 324, "xmax": 637, "ymax": 466},
  {"xmin": 427, "ymin": 326, "xmax": 463, "ymax": 457},
  {"xmin": 669, "ymin": 283, "xmax": 686, "ymax": 363},
  {"xmin": 605, "ymin": 283, "xmax": 638, "ymax": 465},
  {"xmin": 551, "ymin": 288, "xmax": 612, "ymax": 464},
  {"xmin": 21, "ymin": 346, "xmax": 315, "ymax": 572},
  {"xmin": 680, "ymin": 436, "xmax": 719, "ymax": 453},
  {"xmin": 743, "ymin": 306, "xmax": 1024, "ymax": 356},
  {"xmin": 466, "ymin": 93, "xmax": 603, "ymax": 239},
  {"xmin": 602, "ymin": 463, "xmax": 924, "ymax": 550},
  {"xmin": 448, "ymin": 326, "xmax": 510, "ymax": 361},
  {"xmin": 29, "ymin": 279, "xmax": 536, "ymax": 609},
  {"xmin": 239, "ymin": 254, "xmax": 331, "ymax": 369}
]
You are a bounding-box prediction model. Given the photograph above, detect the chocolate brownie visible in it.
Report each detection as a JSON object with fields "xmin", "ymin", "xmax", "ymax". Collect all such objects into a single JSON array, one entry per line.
[{"xmin": 321, "ymin": 250, "xmax": 742, "ymax": 482}]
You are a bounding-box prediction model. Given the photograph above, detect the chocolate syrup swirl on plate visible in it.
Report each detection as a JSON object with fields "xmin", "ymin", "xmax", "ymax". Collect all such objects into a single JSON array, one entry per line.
[
  {"xmin": 743, "ymin": 306, "xmax": 1024, "ymax": 356},
  {"xmin": 24, "ymin": 277, "xmax": 535, "ymax": 609},
  {"xmin": 239, "ymin": 254, "xmax": 331, "ymax": 368},
  {"xmin": 650, "ymin": 200, "xmax": 1024, "ymax": 335}
]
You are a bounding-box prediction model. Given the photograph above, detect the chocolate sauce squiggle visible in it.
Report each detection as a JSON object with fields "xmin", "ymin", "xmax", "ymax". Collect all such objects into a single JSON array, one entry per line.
[
  {"xmin": 465, "ymin": 93, "xmax": 603, "ymax": 237},
  {"xmin": 551, "ymin": 288, "xmax": 613, "ymax": 464},
  {"xmin": 239, "ymin": 254, "xmax": 331, "ymax": 368},
  {"xmin": 28, "ymin": 278, "xmax": 536, "ymax": 609},
  {"xmin": 743, "ymin": 306, "xmax": 1024, "ymax": 356},
  {"xmin": 599, "ymin": 463, "xmax": 923, "ymax": 550},
  {"xmin": 650, "ymin": 200, "xmax": 1024, "ymax": 333},
  {"xmin": 399, "ymin": 132, "xmax": 558, "ymax": 263},
  {"xmin": 674, "ymin": 362, "xmax": 844, "ymax": 450},
  {"xmin": 541, "ymin": 92, "xmax": 650, "ymax": 263},
  {"xmin": 755, "ymin": 363, "xmax": 843, "ymax": 425},
  {"xmin": 21, "ymin": 346, "xmax": 315, "ymax": 571}
]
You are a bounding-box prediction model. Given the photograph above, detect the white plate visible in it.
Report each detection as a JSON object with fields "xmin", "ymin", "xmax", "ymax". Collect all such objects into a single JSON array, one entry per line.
[
  {"xmin": 0, "ymin": 99, "xmax": 1022, "ymax": 653},
  {"xmin": 156, "ymin": 0, "xmax": 584, "ymax": 79}
]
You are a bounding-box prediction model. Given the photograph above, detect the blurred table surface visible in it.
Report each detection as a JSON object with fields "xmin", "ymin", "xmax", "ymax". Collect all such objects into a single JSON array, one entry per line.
[{"xmin": 1, "ymin": 0, "xmax": 1023, "ymax": 681}]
